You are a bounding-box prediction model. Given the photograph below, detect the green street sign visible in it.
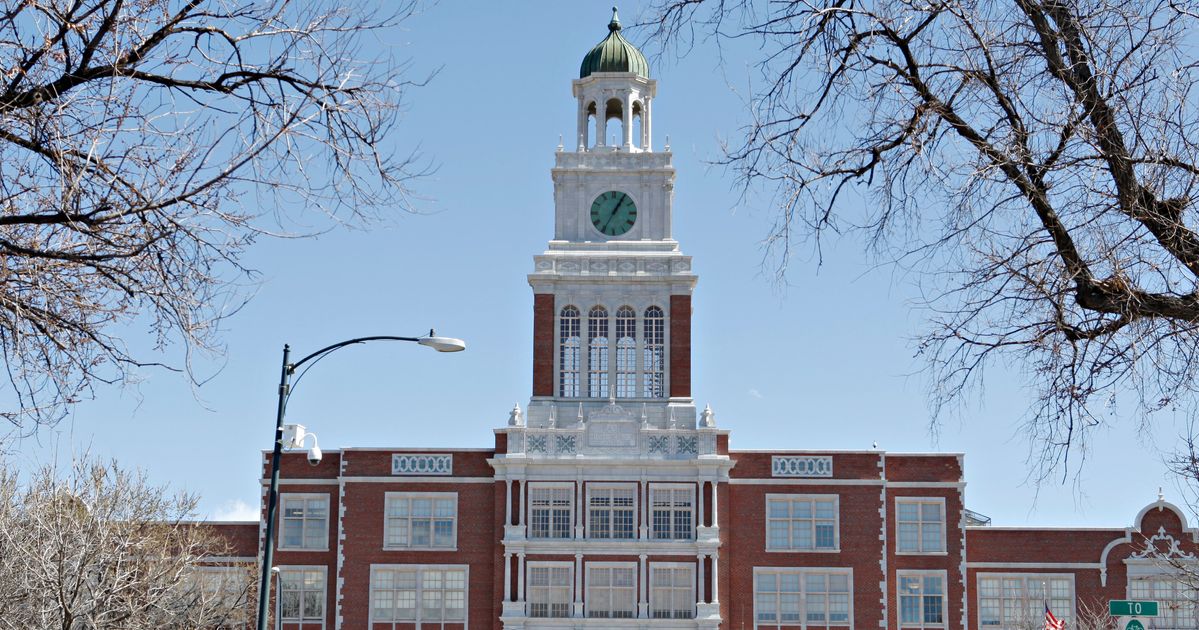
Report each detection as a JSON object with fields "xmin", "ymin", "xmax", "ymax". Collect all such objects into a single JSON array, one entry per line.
[
  {"xmin": 1126, "ymin": 620, "xmax": 1146, "ymax": 630},
  {"xmin": 1110, "ymin": 600, "xmax": 1159, "ymax": 617}
]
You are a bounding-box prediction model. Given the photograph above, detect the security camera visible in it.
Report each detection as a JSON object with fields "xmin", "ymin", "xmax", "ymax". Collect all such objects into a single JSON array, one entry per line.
[{"xmin": 307, "ymin": 444, "xmax": 322, "ymax": 466}]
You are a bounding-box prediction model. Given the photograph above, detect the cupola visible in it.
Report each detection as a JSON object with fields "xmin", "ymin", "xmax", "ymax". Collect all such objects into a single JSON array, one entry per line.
[{"xmin": 579, "ymin": 7, "xmax": 649, "ymax": 79}]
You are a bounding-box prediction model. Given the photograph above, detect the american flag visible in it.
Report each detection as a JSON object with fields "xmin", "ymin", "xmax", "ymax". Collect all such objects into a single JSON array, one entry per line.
[{"xmin": 1044, "ymin": 604, "xmax": 1066, "ymax": 630}]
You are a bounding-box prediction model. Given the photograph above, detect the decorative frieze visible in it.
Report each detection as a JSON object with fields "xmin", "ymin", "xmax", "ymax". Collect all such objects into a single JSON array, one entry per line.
[
  {"xmin": 391, "ymin": 454, "xmax": 452, "ymax": 476},
  {"xmin": 772, "ymin": 455, "xmax": 833, "ymax": 478}
]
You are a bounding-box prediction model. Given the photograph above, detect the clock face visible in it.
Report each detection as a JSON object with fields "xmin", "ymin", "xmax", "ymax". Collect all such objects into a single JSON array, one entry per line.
[{"xmin": 590, "ymin": 191, "xmax": 638, "ymax": 236}]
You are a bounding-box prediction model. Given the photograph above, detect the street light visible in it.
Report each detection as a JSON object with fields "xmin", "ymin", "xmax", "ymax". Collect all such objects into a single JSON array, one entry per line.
[{"xmin": 255, "ymin": 331, "xmax": 466, "ymax": 630}]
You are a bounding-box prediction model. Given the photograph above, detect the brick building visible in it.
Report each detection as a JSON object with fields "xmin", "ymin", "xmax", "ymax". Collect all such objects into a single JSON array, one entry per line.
[{"xmin": 220, "ymin": 10, "xmax": 1199, "ymax": 630}]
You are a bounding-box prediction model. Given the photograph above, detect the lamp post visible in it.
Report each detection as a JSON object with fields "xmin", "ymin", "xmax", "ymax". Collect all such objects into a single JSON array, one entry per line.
[{"xmin": 255, "ymin": 331, "xmax": 466, "ymax": 630}]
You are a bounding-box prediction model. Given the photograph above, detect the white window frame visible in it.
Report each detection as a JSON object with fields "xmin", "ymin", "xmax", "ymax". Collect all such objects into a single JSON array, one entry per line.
[
  {"xmin": 278, "ymin": 493, "xmax": 330, "ymax": 551},
  {"xmin": 586, "ymin": 483, "xmax": 637, "ymax": 540},
  {"xmin": 649, "ymin": 562, "xmax": 695, "ymax": 620},
  {"xmin": 527, "ymin": 561, "xmax": 574, "ymax": 618},
  {"xmin": 559, "ymin": 305, "xmax": 582, "ymax": 398},
  {"xmin": 368, "ymin": 564, "xmax": 468, "ymax": 628},
  {"xmin": 765, "ymin": 493, "xmax": 840, "ymax": 552},
  {"xmin": 585, "ymin": 562, "xmax": 638, "ymax": 619},
  {"xmin": 528, "ymin": 482, "xmax": 575, "ymax": 539},
  {"xmin": 650, "ymin": 483, "xmax": 695, "ymax": 541},
  {"xmin": 382, "ymin": 492, "xmax": 458, "ymax": 550},
  {"xmin": 977, "ymin": 572, "xmax": 1074, "ymax": 629},
  {"xmin": 895, "ymin": 497, "xmax": 947, "ymax": 554},
  {"xmin": 277, "ymin": 565, "xmax": 327, "ymax": 627},
  {"xmin": 897, "ymin": 570, "xmax": 948, "ymax": 629},
  {"xmin": 752, "ymin": 567, "xmax": 854, "ymax": 628},
  {"xmin": 1126, "ymin": 561, "xmax": 1199, "ymax": 630}
]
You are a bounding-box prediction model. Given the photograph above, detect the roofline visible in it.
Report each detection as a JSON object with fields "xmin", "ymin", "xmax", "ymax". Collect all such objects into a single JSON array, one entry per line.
[
  {"xmin": 966, "ymin": 526, "xmax": 1126, "ymax": 531},
  {"xmin": 728, "ymin": 449, "xmax": 964, "ymax": 456}
]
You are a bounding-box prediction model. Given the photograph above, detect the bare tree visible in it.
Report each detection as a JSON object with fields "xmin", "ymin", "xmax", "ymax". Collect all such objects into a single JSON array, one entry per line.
[
  {"xmin": 0, "ymin": 456, "xmax": 254, "ymax": 628},
  {"xmin": 643, "ymin": 0, "xmax": 1199, "ymax": 479},
  {"xmin": 0, "ymin": 0, "xmax": 428, "ymax": 431}
]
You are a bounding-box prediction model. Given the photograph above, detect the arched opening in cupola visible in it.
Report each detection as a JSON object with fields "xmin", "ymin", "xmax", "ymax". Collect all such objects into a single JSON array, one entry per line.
[
  {"xmin": 631, "ymin": 101, "xmax": 643, "ymax": 150},
  {"xmin": 605, "ymin": 98, "xmax": 624, "ymax": 148},
  {"xmin": 586, "ymin": 101, "xmax": 597, "ymax": 148}
]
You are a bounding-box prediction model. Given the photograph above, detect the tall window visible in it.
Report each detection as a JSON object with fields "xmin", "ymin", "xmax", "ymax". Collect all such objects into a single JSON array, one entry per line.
[
  {"xmin": 280, "ymin": 494, "xmax": 328, "ymax": 550},
  {"xmin": 650, "ymin": 485, "xmax": 694, "ymax": 540},
  {"xmin": 588, "ymin": 486, "xmax": 635, "ymax": 539},
  {"xmin": 384, "ymin": 493, "xmax": 457, "ymax": 549},
  {"xmin": 615, "ymin": 306, "xmax": 637, "ymax": 397},
  {"xmin": 528, "ymin": 564, "xmax": 572, "ymax": 618},
  {"xmin": 896, "ymin": 498, "xmax": 945, "ymax": 553},
  {"xmin": 643, "ymin": 306, "xmax": 665, "ymax": 397},
  {"xmin": 755, "ymin": 568, "xmax": 852, "ymax": 627},
  {"xmin": 651, "ymin": 564, "xmax": 694, "ymax": 619},
  {"xmin": 586, "ymin": 565, "xmax": 636, "ymax": 618},
  {"xmin": 978, "ymin": 574, "xmax": 1073, "ymax": 628},
  {"xmin": 529, "ymin": 485, "xmax": 573, "ymax": 539},
  {"xmin": 899, "ymin": 572, "xmax": 945, "ymax": 628},
  {"xmin": 588, "ymin": 306, "xmax": 609, "ymax": 397},
  {"xmin": 279, "ymin": 567, "xmax": 326, "ymax": 624},
  {"xmin": 767, "ymin": 495, "xmax": 838, "ymax": 551},
  {"xmin": 370, "ymin": 565, "xmax": 467, "ymax": 627},
  {"xmin": 559, "ymin": 306, "xmax": 581, "ymax": 397},
  {"xmin": 1131, "ymin": 576, "xmax": 1199, "ymax": 629}
]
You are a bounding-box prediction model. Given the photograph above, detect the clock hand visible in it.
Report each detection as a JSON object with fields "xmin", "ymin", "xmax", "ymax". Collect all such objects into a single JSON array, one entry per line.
[{"xmin": 601, "ymin": 197, "xmax": 622, "ymax": 233}]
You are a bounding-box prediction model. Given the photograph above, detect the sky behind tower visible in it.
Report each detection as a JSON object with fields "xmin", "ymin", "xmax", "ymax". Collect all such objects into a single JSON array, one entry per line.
[{"xmin": 9, "ymin": 1, "xmax": 1184, "ymax": 528}]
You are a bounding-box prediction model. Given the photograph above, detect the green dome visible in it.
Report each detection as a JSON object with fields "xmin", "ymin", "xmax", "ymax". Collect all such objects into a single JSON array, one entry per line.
[{"xmin": 579, "ymin": 7, "xmax": 649, "ymax": 79}]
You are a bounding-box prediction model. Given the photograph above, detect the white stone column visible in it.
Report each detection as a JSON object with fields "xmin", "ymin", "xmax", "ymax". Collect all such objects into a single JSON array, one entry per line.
[
  {"xmin": 574, "ymin": 553, "xmax": 584, "ymax": 617},
  {"xmin": 575, "ymin": 477, "xmax": 585, "ymax": 539},
  {"xmin": 623, "ymin": 92, "xmax": 634, "ymax": 149},
  {"xmin": 517, "ymin": 553, "xmax": 526, "ymax": 602},
  {"xmin": 639, "ymin": 479, "xmax": 649, "ymax": 539},
  {"xmin": 519, "ymin": 480, "xmax": 527, "ymax": 529},
  {"xmin": 597, "ymin": 97, "xmax": 608, "ymax": 147},
  {"xmin": 504, "ymin": 553, "xmax": 512, "ymax": 602},
  {"xmin": 644, "ymin": 97, "xmax": 652, "ymax": 151},
  {"xmin": 711, "ymin": 481, "xmax": 719, "ymax": 526},
  {"xmin": 712, "ymin": 553, "xmax": 720, "ymax": 603},
  {"xmin": 639, "ymin": 554, "xmax": 649, "ymax": 618},
  {"xmin": 697, "ymin": 554, "xmax": 706, "ymax": 603},
  {"xmin": 577, "ymin": 97, "xmax": 588, "ymax": 148},
  {"xmin": 505, "ymin": 479, "xmax": 513, "ymax": 526},
  {"xmin": 697, "ymin": 481, "xmax": 705, "ymax": 529}
]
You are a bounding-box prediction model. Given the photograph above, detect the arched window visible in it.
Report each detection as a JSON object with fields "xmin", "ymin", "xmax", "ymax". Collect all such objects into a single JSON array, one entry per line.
[
  {"xmin": 643, "ymin": 306, "xmax": 665, "ymax": 398},
  {"xmin": 588, "ymin": 306, "xmax": 609, "ymax": 398},
  {"xmin": 559, "ymin": 306, "xmax": 581, "ymax": 397},
  {"xmin": 606, "ymin": 98, "xmax": 624, "ymax": 148},
  {"xmin": 586, "ymin": 101, "xmax": 597, "ymax": 148},
  {"xmin": 615, "ymin": 306, "xmax": 636, "ymax": 398},
  {"xmin": 631, "ymin": 102, "xmax": 643, "ymax": 150}
]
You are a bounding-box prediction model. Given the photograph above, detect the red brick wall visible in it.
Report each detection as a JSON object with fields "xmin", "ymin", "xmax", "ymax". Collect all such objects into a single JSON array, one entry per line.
[
  {"xmin": 669, "ymin": 294, "xmax": 691, "ymax": 398},
  {"xmin": 338, "ymin": 480, "xmax": 497, "ymax": 629},
  {"xmin": 532, "ymin": 294, "xmax": 555, "ymax": 397}
]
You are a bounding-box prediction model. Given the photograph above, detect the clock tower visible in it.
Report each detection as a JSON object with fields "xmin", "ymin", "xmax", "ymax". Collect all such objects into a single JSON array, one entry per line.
[{"xmin": 524, "ymin": 7, "xmax": 698, "ymax": 430}]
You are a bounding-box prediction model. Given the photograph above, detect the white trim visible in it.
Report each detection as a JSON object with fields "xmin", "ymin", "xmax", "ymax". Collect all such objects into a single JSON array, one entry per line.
[
  {"xmin": 966, "ymin": 562, "xmax": 1102, "ymax": 569},
  {"xmin": 201, "ymin": 555, "xmax": 256, "ymax": 563},
  {"xmin": 262, "ymin": 479, "xmax": 340, "ymax": 486},
  {"xmin": 367, "ymin": 563, "xmax": 469, "ymax": 628},
  {"xmin": 278, "ymin": 493, "xmax": 331, "ymax": 552},
  {"xmin": 764, "ymin": 493, "xmax": 840, "ymax": 553},
  {"xmin": 896, "ymin": 569, "xmax": 948, "ymax": 629},
  {"xmin": 382, "ymin": 492, "xmax": 459, "ymax": 551},
  {"xmin": 649, "ymin": 483, "xmax": 697, "ymax": 541},
  {"xmin": 895, "ymin": 497, "xmax": 947, "ymax": 554},
  {"xmin": 730, "ymin": 478, "xmax": 884, "ymax": 486},
  {"xmin": 343, "ymin": 476, "xmax": 494, "ymax": 484}
]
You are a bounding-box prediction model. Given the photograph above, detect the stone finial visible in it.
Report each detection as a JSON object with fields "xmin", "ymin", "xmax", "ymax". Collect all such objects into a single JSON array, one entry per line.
[
  {"xmin": 508, "ymin": 403, "xmax": 524, "ymax": 427},
  {"xmin": 699, "ymin": 404, "xmax": 716, "ymax": 428},
  {"xmin": 549, "ymin": 405, "xmax": 557, "ymax": 429},
  {"xmin": 1159, "ymin": 486, "xmax": 1165, "ymax": 502},
  {"xmin": 578, "ymin": 133, "xmax": 585, "ymax": 152},
  {"xmin": 577, "ymin": 402, "xmax": 585, "ymax": 425},
  {"xmin": 640, "ymin": 403, "xmax": 648, "ymax": 428},
  {"xmin": 664, "ymin": 135, "xmax": 671, "ymax": 151},
  {"xmin": 557, "ymin": 134, "xmax": 564, "ymax": 152}
]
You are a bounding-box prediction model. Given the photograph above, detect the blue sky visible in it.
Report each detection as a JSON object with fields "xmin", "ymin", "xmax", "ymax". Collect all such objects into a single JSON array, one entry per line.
[{"xmin": 10, "ymin": 1, "xmax": 1186, "ymax": 527}]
